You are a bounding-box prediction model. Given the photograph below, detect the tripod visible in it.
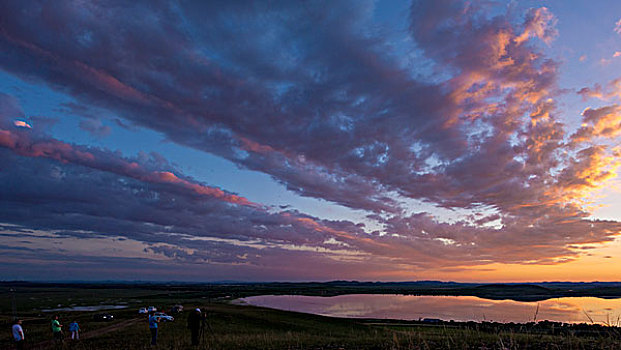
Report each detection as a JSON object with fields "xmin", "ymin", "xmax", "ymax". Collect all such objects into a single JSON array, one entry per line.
[
  {"xmin": 200, "ymin": 313, "xmax": 214, "ymax": 341},
  {"xmin": 195, "ymin": 311, "xmax": 213, "ymax": 347}
]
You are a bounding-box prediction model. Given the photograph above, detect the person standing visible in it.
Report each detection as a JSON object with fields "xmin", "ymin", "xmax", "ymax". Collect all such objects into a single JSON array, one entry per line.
[
  {"xmin": 68, "ymin": 320, "xmax": 80, "ymax": 340},
  {"xmin": 51, "ymin": 315, "xmax": 63, "ymax": 344},
  {"xmin": 12, "ymin": 319, "xmax": 24, "ymax": 350},
  {"xmin": 148, "ymin": 311, "xmax": 160, "ymax": 345},
  {"xmin": 187, "ymin": 308, "xmax": 205, "ymax": 346}
]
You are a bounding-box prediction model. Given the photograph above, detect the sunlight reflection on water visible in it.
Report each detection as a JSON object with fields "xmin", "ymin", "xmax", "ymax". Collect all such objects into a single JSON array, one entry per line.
[{"xmin": 238, "ymin": 294, "xmax": 621, "ymax": 324}]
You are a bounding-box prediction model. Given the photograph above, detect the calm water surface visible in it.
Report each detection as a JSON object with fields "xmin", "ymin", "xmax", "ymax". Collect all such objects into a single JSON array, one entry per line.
[
  {"xmin": 41, "ymin": 305, "xmax": 128, "ymax": 312},
  {"xmin": 238, "ymin": 294, "xmax": 621, "ymax": 324}
]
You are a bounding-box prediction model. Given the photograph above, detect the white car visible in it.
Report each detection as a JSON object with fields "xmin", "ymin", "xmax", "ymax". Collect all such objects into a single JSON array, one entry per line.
[
  {"xmin": 147, "ymin": 306, "xmax": 157, "ymax": 312},
  {"xmin": 138, "ymin": 307, "xmax": 148, "ymax": 314},
  {"xmin": 153, "ymin": 312, "xmax": 174, "ymax": 322}
]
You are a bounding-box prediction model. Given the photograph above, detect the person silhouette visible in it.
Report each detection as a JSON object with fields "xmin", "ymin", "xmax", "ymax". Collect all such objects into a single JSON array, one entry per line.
[{"xmin": 187, "ymin": 308, "xmax": 206, "ymax": 346}]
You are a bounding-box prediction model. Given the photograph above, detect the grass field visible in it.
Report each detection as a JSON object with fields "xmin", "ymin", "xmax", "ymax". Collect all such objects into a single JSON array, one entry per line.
[{"xmin": 1, "ymin": 284, "xmax": 621, "ymax": 349}]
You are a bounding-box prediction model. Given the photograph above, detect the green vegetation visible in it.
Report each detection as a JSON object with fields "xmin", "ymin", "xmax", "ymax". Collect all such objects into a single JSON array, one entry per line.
[{"xmin": 1, "ymin": 282, "xmax": 621, "ymax": 349}]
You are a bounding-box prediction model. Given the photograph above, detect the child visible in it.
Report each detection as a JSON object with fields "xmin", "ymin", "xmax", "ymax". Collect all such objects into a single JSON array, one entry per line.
[{"xmin": 68, "ymin": 320, "xmax": 80, "ymax": 340}]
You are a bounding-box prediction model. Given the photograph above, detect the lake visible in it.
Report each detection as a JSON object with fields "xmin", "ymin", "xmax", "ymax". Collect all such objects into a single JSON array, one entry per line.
[{"xmin": 238, "ymin": 294, "xmax": 621, "ymax": 324}]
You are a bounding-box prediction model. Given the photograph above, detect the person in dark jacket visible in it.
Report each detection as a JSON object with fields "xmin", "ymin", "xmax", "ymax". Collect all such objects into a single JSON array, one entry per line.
[{"xmin": 187, "ymin": 308, "xmax": 205, "ymax": 346}]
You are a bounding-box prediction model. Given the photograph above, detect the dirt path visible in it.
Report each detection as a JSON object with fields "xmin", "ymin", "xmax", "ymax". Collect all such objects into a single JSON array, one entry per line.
[{"xmin": 29, "ymin": 318, "xmax": 142, "ymax": 349}]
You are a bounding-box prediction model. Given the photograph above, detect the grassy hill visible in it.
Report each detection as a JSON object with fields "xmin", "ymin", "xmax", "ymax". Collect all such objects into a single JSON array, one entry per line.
[
  {"xmin": 2, "ymin": 302, "xmax": 621, "ymax": 349},
  {"xmin": 1, "ymin": 283, "xmax": 621, "ymax": 349}
]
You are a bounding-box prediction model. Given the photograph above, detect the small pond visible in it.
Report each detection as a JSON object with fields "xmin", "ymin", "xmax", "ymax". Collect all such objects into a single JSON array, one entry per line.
[{"xmin": 41, "ymin": 305, "xmax": 129, "ymax": 312}]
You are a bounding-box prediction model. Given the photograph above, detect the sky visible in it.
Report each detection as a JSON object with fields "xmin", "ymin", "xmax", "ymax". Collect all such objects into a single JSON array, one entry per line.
[{"xmin": 0, "ymin": 0, "xmax": 620, "ymax": 282}]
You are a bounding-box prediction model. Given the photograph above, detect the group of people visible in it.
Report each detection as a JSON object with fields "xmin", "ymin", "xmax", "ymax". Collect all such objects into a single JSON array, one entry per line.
[
  {"xmin": 147, "ymin": 307, "xmax": 206, "ymax": 346},
  {"xmin": 10, "ymin": 307, "xmax": 207, "ymax": 348},
  {"xmin": 10, "ymin": 315, "xmax": 80, "ymax": 349}
]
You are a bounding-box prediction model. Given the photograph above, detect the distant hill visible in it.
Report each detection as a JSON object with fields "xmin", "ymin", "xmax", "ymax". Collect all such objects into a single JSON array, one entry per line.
[
  {"xmin": 468, "ymin": 284, "xmax": 552, "ymax": 301},
  {"xmin": 474, "ymin": 284, "xmax": 551, "ymax": 293},
  {"xmin": 2, "ymin": 280, "xmax": 621, "ymax": 302}
]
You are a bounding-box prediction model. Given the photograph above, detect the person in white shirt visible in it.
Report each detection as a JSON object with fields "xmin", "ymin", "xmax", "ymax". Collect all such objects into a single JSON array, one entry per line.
[{"xmin": 12, "ymin": 319, "xmax": 24, "ymax": 350}]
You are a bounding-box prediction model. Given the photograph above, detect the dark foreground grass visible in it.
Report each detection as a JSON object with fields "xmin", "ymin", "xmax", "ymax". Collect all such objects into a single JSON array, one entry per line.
[{"xmin": 2, "ymin": 302, "xmax": 621, "ymax": 350}]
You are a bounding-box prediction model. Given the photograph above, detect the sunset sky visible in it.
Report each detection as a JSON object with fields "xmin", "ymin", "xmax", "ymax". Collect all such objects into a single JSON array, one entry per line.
[{"xmin": 1, "ymin": 0, "xmax": 620, "ymax": 282}]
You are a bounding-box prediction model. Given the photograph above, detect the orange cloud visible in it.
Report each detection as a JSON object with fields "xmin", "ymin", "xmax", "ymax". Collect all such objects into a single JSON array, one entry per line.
[
  {"xmin": 582, "ymin": 105, "xmax": 621, "ymax": 138},
  {"xmin": 13, "ymin": 120, "xmax": 31, "ymax": 128},
  {"xmin": 556, "ymin": 146, "xmax": 620, "ymax": 202},
  {"xmin": 515, "ymin": 7, "xmax": 557, "ymax": 45},
  {"xmin": 577, "ymin": 78, "xmax": 621, "ymax": 101}
]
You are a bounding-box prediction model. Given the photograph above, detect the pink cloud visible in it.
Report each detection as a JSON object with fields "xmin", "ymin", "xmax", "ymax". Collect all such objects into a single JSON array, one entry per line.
[{"xmin": 0, "ymin": 126, "xmax": 258, "ymax": 208}]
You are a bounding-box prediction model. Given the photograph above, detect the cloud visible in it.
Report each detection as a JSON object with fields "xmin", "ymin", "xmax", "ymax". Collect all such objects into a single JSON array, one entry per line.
[
  {"xmin": 0, "ymin": 132, "xmax": 258, "ymax": 209},
  {"xmin": 0, "ymin": 1, "xmax": 619, "ymax": 279},
  {"xmin": 515, "ymin": 7, "xmax": 558, "ymax": 45},
  {"xmin": 0, "ymin": 145, "xmax": 358, "ymax": 256},
  {"xmin": 578, "ymin": 85, "xmax": 606, "ymax": 101},
  {"xmin": 615, "ymin": 19, "xmax": 621, "ymax": 34},
  {"xmin": 571, "ymin": 105, "xmax": 621, "ymax": 143},
  {"xmin": 578, "ymin": 78, "xmax": 621, "ymax": 101},
  {"xmin": 13, "ymin": 120, "xmax": 31, "ymax": 128},
  {"xmin": 79, "ymin": 118, "xmax": 111, "ymax": 137}
]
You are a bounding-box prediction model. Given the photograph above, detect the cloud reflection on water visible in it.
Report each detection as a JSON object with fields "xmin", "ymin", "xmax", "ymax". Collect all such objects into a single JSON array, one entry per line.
[{"xmin": 241, "ymin": 294, "xmax": 621, "ymax": 324}]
